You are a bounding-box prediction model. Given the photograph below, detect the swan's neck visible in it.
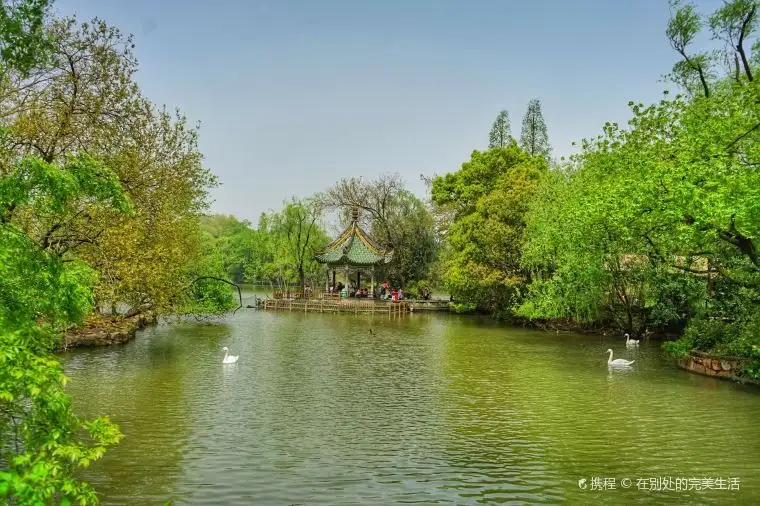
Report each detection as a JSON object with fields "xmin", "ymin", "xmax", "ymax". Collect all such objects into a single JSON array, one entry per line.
[
  {"xmin": 607, "ymin": 350, "xmax": 614, "ymax": 364},
  {"xmin": 625, "ymin": 335, "xmax": 630, "ymax": 344},
  {"xmin": 223, "ymin": 351, "xmax": 229, "ymax": 360}
]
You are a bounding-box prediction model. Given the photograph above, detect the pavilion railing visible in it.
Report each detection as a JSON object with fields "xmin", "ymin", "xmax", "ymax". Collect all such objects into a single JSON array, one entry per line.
[{"xmin": 271, "ymin": 289, "xmax": 341, "ymax": 300}]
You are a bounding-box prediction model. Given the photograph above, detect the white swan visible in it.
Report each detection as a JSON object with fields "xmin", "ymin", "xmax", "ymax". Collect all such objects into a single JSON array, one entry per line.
[
  {"xmin": 606, "ymin": 348, "xmax": 635, "ymax": 367},
  {"xmin": 222, "ymin": 346, "xmax": 238, "ymax": 364},
  {"xmin": 625, "ymin": 333, "xmax": 639, "ymax": 348}
]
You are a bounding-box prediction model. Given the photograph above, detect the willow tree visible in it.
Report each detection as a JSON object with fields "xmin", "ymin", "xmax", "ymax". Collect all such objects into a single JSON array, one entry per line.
[
  {"xmin": 268, "ymin": 198, "xmax": 328, "ymax": 292},
  {"xmin": 201, "ymin": 214, "xmax": 260, "ymax": 283}
]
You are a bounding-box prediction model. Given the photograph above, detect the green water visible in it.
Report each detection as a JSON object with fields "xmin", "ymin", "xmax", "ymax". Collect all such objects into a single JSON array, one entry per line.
[{"xmin": 63, "ymin": 297, "xmax": 760, "ymax": 505}]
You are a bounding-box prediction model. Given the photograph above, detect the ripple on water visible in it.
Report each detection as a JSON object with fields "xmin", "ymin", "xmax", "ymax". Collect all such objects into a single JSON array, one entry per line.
[{"xmin": 61, "ymin": 308, "xmax": 760, "ymax": 505}]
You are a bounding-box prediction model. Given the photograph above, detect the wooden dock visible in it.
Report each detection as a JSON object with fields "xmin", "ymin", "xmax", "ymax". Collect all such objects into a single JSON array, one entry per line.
[{"xmin": 262, "ymin": 298, "xmax": 411, "ymax": 315}]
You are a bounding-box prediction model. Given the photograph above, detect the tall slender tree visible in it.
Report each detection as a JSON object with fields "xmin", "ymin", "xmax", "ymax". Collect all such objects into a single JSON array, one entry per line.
[
  {"xmin": 488, "ymin": 109, "xmax": 511, "ymax": 148},
  {"xmin": 519, "ymin": 99, "xmax": 551, "ymax": 159}
]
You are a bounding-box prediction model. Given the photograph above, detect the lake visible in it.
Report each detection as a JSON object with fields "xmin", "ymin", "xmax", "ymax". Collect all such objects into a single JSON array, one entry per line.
[{"xmin": 63, "ymin": 295, "xmax": 760, "ymax": 505}]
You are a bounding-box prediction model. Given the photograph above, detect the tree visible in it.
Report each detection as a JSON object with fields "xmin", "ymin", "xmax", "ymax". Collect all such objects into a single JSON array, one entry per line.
[
  {"xmin": 269, "ymin": 198, "xmax": 327, "ymax": 292},
  {"xmin": 321, "ymin": 174, "xmax": 438, "ymax": 287},
  {"xmin": 708, "ymin": 0, "xmax": 756, "ymax": 82},
  {"xmin": 0, "ymin": 5, "xmax": 234, "ymax": 503},
  {"xmin": 179, "ymin": 229, "xmax": 238, "ymax": 315},
  {"xmin": 370, "ymin": 190, "xmax": 437, "ymax": 286},
  {"xmin": 0, "ymin": 156, "xmax": 127, "ymax": 503},
  {"xmin": 432, "ymin": 145, "xmax": 547, "ymax": 316},
  {"xmin": 519, "ymin": 1, "xmax": 760, "ymax": 348},
  {"xmin": 488, "ymin": 109, "xmax": 511, "ymax": 149},
  {"xmin": 0, "ymin": 0, "xmax": 51, "ymax": 75},
  {"xmin": 0, "ymin": 17, "xmax": 224, "ymax": 317},
  {"xmin": 666, "ymin": 0, "xmax": 713, "ymax": 96},
  {"xmin": 200, "ymin": 214, "xmax": 259, "ymax": 283},
  {"xmin": 0, "ymin": 5, "xmax": 130, "ymax": 502},
  {"xmin": 519, "ymin": 99, "xmax": 551, "ymax": 159}
]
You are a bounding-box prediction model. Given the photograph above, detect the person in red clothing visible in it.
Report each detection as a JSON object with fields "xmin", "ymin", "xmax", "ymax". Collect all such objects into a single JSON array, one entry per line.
[{"xmin": 392, "ymin": 289, "xmax": 398, "ymax": 302}]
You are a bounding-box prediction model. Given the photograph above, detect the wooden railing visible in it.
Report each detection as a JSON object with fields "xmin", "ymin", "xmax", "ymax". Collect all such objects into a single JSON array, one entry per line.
[{"xmin": 263, "ymin": 298, "xmax": 410, "ymax": 315}]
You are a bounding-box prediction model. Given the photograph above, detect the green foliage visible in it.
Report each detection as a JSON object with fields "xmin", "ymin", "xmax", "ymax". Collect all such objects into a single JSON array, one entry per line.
[
  {"xmin": 322, "ymin": 174, "xmax": 438, "ymax": 287},
  {"xmin": 433, "ymin": 144, "xmax": 547, "ymax": 317},
  {"xmin": 488, "ymin": 109, "xmax": 511, "ymax": 149},
  {"xmin": 645, "ymin": 266, "xmax": 706, "ymax": 329},
  {"xmin": 0, "ymin": 6, "xmax": 234, "ymax": 503},
  {"xmin": 267, "ymin": 198, "xmax": 329, "ymax": 290},
  {"xmin": 662, "ymin": 337, "xmax": 692, "ymax": 357},
  {"xmin": 201, "ymin": 199, "xmax": 330, "ymax": 291},
  {"xmin": 449, "ymin": 302, "xmax": 476, "ymax": 314},
  {"xmin": 0, "ymin": 15, "xmax": 223, "ymax": 319},
  {"xmin": 200, "ymin": 214, "xmax": 259, "ymax": 283},
  {"xmin": 740, "ymin": 345, "xmax": 760, "ymax": 380},
  {"xmin": 666, "ymin": 1, "xmax": 703, "ymax": 52},
  {"xmin": 370, "ymin": 189, "xmax": 437, "ymax": 286},
  {"xmin": 175, "ymin": 230, "xmax": 237, "ymax": 315},
  {"xmin": 708, "ymin": 0, "xmax": 757, "ymax": 52},
  {"xmin": 664, "ymin": 314, "xmax": 760, "ymax": 381},
  {"xmin": 0, "ymin": 154, "xmax": 132, "ymax": 220},
  {"xmin": 0, "ymin": 155, "xmax": 126, "ymax": 504},
  {"xmin": 519, "ymin": 99, "xmax": 551, "ymax": 160},
  {"xmin": 515, "ymin": 0, "xmax": 760, "ymax": 354},
  {"xmin": 404, "ymin": 279, "xmax": 432, "ymax": 300},
  {"xmin": 0, "ymin": 0, "xmax": 51, "ymax": 75}
]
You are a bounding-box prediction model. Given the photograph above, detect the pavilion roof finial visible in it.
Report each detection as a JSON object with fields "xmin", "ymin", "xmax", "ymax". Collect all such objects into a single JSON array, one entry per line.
[{"xmin": 350, "ymin": 206, "xmax": 360, "ymax": 223}]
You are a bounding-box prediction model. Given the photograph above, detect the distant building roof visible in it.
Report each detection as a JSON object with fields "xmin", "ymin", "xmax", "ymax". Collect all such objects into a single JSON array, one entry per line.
[{"xmin": 314, "ymin": 208, "xmax": 393, "ymax": 267}]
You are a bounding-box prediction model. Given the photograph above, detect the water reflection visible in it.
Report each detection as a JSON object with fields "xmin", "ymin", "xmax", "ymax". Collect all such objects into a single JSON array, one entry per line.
[
  {"xmin": 64, "ymin": 324, "xmax": 198, "ymax": 503},
  {"xmin": 607, "ymin": 366, "xmax": 636, "ymax": 381},
  {"xmin": 62, "ymin": 299, "xmax": 760, "ymax": 505}
]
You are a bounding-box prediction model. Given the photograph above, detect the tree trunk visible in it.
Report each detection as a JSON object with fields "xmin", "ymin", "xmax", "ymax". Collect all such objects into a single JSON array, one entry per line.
[{"xmin": 737, "ymin": 6, "xmax": 756, "ymax": 82}]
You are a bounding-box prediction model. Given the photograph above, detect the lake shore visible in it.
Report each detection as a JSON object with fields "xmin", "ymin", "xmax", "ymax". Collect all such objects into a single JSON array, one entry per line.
[{"xmin": 61, "ymin": 313, "xmax": 157, "ymax": 350}]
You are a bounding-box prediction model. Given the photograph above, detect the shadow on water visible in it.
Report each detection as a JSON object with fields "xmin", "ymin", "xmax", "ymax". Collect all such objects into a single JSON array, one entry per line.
[{"xmin": 61, "ymin": 308, "xmax": 760, "ymax": 505}]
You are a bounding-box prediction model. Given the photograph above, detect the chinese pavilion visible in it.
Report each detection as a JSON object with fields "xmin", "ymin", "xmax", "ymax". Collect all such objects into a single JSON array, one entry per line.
[{"xmin": 314, "ymin": 207, "xmax": 393, "ymax": 297}]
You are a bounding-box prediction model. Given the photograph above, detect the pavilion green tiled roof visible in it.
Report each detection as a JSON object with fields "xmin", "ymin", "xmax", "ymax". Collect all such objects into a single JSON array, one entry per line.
[{"xmin": 314, "ymin": 210, "xmax": 393, "ymax": 267}]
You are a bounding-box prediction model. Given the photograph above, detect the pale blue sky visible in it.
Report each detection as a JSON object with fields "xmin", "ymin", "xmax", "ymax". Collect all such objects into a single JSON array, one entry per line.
[{"xmin": 54, "ymin": 0, "xmax": 719, "ymax": 223}]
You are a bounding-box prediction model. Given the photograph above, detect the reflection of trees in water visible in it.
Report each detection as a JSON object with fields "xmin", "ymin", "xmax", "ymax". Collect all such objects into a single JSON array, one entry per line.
[
  {"xmin": 66, "ymin": 321, "xmax": 234, "ymax": 503},
  {"xmin": 62, "ymin": 313, "xmax": 760, "ymax": 503},
  {"xmin": 262, "ymin": 313, "xmax": 452, "ymax": 499},
  {"xmin": 436, "ymin": 323, "xmax": 565, "ymax": 504},
  {"xmin": 436, "ymin": 329, "xmax": 760, "ymax": 504}
]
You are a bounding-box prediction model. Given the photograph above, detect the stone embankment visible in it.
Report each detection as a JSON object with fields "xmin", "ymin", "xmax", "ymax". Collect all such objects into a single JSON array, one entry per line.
[
  {"xmin": 677, "ymin": 350, "xmax": 755, "ymax": 384},
  {"xmin": 61, "ymin": 313, "xmax": 155, "ymax": 350}
]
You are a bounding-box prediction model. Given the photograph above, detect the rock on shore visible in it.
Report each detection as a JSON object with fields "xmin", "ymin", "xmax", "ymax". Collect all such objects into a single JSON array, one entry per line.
[{"xmin": 61, "ymin": 313, "xmax": 156, "ymax": 350}]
